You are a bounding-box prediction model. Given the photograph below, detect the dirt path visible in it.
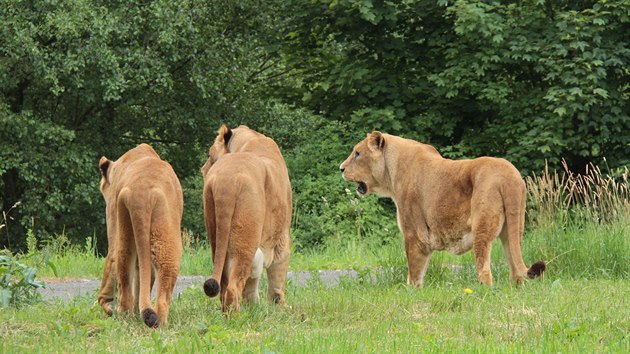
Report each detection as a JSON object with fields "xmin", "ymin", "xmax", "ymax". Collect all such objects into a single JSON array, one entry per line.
[{"xmin": 38, "ymin": 270, "xmax": 362, "ymax": 301}]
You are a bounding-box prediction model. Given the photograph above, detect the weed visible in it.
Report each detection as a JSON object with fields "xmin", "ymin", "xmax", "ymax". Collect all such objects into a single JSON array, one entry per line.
[
  {"xmin": 0, "ymin": 250, "xmax": 44, "ymax": 308},
  {"xmin": 1, "ymin": 201, "xmax": 21, "ymax": 250}
]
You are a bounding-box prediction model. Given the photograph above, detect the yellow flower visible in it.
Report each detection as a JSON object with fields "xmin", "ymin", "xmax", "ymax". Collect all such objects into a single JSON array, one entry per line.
[{"xmin": 464, "ymin": 288, "xmax": 473, "ymax": 294}]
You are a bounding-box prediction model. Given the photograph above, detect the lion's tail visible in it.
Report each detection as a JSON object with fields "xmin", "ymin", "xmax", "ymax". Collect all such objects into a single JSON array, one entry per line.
[
  {"xmin": 124, "ymin": 188, "xmax": 160, "ymax": 328},
  {"xmin": 527, "ymin": 261, "xmax": 546, "ymax": 279},
  {"xmin": 204, "ymin": 192, "xmax": 236, "ymax": 298},
  {"xmin": 519, "ymin": 184, "xmax": 547, "ymax": 279}
]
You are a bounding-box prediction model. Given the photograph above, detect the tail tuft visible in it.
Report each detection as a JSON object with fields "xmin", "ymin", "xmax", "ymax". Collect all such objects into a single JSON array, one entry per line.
[
  {"xmin": 142, "ymin": 308, "xmax": 159, "ymax": 328},
  {"xmin": 204, "ymin": 278, "xmax": 220, "ymax": 297},
  {"xmin": 527, "ymin": 261, "xmax": 546, "ymax": 279}
]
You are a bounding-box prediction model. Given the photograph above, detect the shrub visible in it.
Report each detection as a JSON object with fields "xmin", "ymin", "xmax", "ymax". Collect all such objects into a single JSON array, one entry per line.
[{"xmin": 0, "ymin": 250, "xmax": 44, "ymax": 308}]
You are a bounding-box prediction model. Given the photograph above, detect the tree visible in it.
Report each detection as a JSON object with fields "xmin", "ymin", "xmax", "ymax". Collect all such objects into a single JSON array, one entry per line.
[
  {"xmin": 0, "ymin": 0, "xmax": 286, "ymax": 251},
  {"xmin": 275, "ymin": 0, "xmax": 630, "ymax": 173}
]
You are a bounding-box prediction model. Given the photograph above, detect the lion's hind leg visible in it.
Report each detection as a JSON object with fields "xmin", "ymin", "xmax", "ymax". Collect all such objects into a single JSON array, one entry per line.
[
  {"xmin": 499, "ymin": 227, "xmax": 528, "ymax": 285},
  {"xmin": 266, "ymin": 252, "xmax": 289, "ymax": 305},
  {"xmin": 222, "ymin": 246, "xmax": 258, "ymax": 313},
  {"xmin": 153, "ymin": 260, "xmax": 179, "ymax": 327},
  {"xmin": 146, "ymin": 209, "xmax": 182, "ymax": 327},
  {"xmin": 499, "ymin": 179, "xmax": 537, "ymax": 286},
  {"xmin": 97, "ymin": 255, "xmax": 116, "ymax": 316},
  {"xmin": 471, "ymin": 192, "xmax": 505, "ymax": 286},
  {"xmin": 243, "ymin": 248, "xmax": 264, "ymax": 305}
]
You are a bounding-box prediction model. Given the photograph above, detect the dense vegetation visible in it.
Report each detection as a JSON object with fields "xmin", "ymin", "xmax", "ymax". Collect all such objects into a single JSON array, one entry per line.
[{"xmin": 1, "ymin": 0, "xmax": 629, "ymax": 253}]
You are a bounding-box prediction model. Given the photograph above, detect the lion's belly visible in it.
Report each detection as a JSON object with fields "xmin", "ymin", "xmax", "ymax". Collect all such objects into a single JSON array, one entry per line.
[{"xmin": 430, "ymin": 231, "xmax": 474, "ymax": 255}]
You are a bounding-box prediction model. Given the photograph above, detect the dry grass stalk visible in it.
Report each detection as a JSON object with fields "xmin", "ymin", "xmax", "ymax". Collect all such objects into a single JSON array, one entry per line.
[{"xmin": 525, "ymin": 160, "xmax": 629, "ymax": 226}]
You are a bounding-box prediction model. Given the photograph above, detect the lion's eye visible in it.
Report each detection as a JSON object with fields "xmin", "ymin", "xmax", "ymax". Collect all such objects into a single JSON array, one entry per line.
[{"xmin": 354, "ymin": 151, "xmax": 360, "ymax": 158}]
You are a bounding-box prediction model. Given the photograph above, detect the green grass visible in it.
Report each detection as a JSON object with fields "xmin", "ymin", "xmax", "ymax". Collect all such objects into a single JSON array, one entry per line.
[
  {"xmin": 1, "ymin": 276, "xmax": 627, "ymax": 352},
  {"xmin": 35, "ymin": 218, "xmax": 629, "ymax": 282},
  {"xmin": 4, "ymin": 218, "xmax": 627, "ymax": 352}
]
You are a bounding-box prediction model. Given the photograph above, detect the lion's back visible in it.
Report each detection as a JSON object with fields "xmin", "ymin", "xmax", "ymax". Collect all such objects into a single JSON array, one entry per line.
[
  {"xmin": 206, "ymin": 152, "xmax": 291, "ymax": 219},
  {"xmin": 118, "ymin": 156, "xmax": 182, "ymax": 210}
]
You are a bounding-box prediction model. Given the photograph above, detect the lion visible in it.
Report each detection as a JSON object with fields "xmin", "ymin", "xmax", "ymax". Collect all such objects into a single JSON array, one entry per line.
[
  {"xmin": 201, "ymin": 125, "xmax": 292, "ymax": 312},
  {"xmin": 97, "ymin": 143, "xmax": 183, "ymax": 328},
  {"xmin": 340, "ymin": 131, "xmax": 545, "ymax": 287}
]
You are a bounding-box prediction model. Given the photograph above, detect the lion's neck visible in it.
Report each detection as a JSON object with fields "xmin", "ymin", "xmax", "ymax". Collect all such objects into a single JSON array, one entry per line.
[{"xmin": 384, "ymin": 140, "xmax": 440, "ymax": 202}]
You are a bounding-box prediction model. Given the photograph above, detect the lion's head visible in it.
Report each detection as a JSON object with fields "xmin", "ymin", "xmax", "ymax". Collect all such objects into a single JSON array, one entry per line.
[
  {"xmin": 99, "ymin": 143, "xmax": 159, "ymax": 196},
  {"xmin": 202, "ymin": 125, "xmax": 233, "ymax": 177},
  {"xmin": 340, "ymin": 131, "xmax": 389, "ymax": 197},
  {"xmin": 202, "ymin": 124, "xmax": 274, "ymax": 177}
]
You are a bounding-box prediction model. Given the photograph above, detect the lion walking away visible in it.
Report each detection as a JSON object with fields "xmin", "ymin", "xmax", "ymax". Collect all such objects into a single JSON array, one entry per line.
[
  {"xmin": 97, "ymin": 144, "xmax": 183, "ymax": 328},
  {"xmin": 202, "ymin": 125, "xmax": 292, "ymax": 312},
  {"xmin": 340, "ymin": 131, "xmax": 545, "ymax": 287}
]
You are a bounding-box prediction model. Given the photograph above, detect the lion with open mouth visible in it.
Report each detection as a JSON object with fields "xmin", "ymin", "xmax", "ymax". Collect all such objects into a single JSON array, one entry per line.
[{"xmin": 340, "ymin": 131, "xmax": 545, "ymax": 287}]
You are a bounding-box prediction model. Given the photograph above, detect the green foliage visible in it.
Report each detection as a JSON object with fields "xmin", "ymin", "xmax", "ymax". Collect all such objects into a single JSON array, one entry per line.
[
  {"xmin": 0, "ymin": 0, "xmax": 288, "ymax": 251},
  {"xmin": 0, "ymin": 111, "xmax": 98, "ymax": 249},
  {"xmin": 1, "ymin": 0, "xmax": 629, "ymax": 255},
  {"xmin": 436, "ymin": 0, "xmax": 630, "ymax": 171},
  {"xmin": 269, "ymin": 111, "xmax": 399, "ymax": 250},
  {"xmin": 276, "ymin": 0, "xmax": 630, "ymax": 172},
  {"xmin": 0, "ymin": 250, "xmax": 44, "ymax": 308}
]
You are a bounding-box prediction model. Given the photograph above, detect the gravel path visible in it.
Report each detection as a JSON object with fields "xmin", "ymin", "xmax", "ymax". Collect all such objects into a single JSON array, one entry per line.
[{"xmin": 38, "ymin": 270, "xmax": 363, "ymax": 302}]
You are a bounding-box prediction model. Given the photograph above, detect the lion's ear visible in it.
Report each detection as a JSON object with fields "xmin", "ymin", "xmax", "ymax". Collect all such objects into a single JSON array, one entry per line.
[
  {"xmin": 218, "ymin": 124, "xmax": 232, "ymax": 148},
  {"xmin": 99, "ymin": 156, "xmax": 112, "ymax": 184},
  {"xmin": 367, "ymin": 131, "xmax": 385, "ymax": 151},
  {"xmin": 201, "ymin": 158, "xmax": 211, "ymax": 177}
]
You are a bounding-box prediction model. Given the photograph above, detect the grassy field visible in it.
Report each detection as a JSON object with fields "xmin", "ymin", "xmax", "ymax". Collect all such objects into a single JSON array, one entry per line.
[
  {"xmin": 2, "ymin": 164, "xmax": 628, "ymax": 352},
  {"xmin": 1, "ymin": 272, "xmax": 627, "ymax": 352},
  {"xmin": 33, "ymin": 217, "xmax": 628, "ymax": 281},
  {"xmin": 1, "ymin": 218, "xmax": 628, "ymax": 353}
]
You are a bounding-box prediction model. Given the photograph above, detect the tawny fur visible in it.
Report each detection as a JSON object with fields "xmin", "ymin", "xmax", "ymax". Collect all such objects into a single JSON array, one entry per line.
[
  {"xmin": 340, "ymin": 132, "xmax": 545, "ymax": 287},
  {"xmin": 202, "ymin": 125, "xmax": 292, "ymax": 312},
  {"xmin": 97, "ymin": 144, "xmax": 183, "ymax": 327}
]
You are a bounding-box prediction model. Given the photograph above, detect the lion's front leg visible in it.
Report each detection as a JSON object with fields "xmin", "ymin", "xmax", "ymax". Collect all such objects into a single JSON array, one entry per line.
[{"xmin": 403, "ymin": 232, "xmax": 432, "ymax": 288}]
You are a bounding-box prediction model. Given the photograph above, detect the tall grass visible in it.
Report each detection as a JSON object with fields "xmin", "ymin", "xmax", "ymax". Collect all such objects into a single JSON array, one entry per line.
[
  {"xmin": 526, "ymin": 160, "xmax": 629, "ymax": 226},
  {"xmin": 524, "ymin": 161, "xmax": 629, "ymax": 279}
]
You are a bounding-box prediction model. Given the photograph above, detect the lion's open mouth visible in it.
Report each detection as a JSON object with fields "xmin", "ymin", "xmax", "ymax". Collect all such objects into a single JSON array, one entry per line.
[{"xmin": 356, "ymin": 181, "xmax": 368, "ymax": 195}]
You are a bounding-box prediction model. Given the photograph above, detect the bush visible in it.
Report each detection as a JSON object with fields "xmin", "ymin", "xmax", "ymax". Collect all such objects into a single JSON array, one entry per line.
[
  {"xmin": 181, "ymin": 173, "xmax": 207, "ymax": 240},
  {"xmin": 179, "ymin": 102, "xmax": 398, "ymax": 252},
  {"xmin": 0, "ymin": 250, "xmax": 44, "ymax": 308}
]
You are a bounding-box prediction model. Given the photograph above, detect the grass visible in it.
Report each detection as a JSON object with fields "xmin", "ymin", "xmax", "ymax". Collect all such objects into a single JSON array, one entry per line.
[
  {"xmin": 6, "ymin": 217, "xmax": 626, "ymax": 353},
  {"xmin": 34, "ymin": 216, "xmax": 629, "ymax": 282},
  {"xmin": 1, "ymin": 275, "xmax": 627, "ymax": 352},
  {"xmin": 2, "ymin": 162, "xmax": 628, "ymax": 352}
]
